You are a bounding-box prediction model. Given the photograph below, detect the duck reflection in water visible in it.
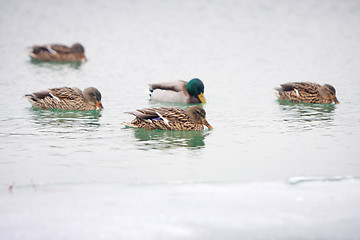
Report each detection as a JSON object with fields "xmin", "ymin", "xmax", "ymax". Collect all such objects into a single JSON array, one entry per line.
[
  {"xmin": 29, "ymin": 59, "xmax": 83, "ymax": 69},
  {"xmin": 277, "ymin": 100, "xmax": 336, "ymax": 130},
  {"xmin": 130, "ymin": 129, "xmax": 211, "ymax": 150},
  {"xmin": 28, "ymin": 108, "xmax": 102, "ymax": 130}
]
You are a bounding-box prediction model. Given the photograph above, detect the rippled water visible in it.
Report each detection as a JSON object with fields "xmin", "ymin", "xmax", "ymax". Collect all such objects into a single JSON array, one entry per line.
[{"xmin": 1, "ymin": 0, "xmax": 360, "ymax": 238}]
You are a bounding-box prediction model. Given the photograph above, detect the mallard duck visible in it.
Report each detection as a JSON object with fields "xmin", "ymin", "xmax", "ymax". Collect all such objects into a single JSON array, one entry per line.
[
  {"xmin": 125, "ymin": 105, "xmax": 212, "ymax": 131},
  {"xmin": 25, "ymin": 87, "xmax": 103, "ymax": 110},
  {"xmin": 276, "ymin": 82, "xmax": 339, "ymax": 104},
  {"xmin": 149, "ymin": 78, "xmax": 206, "ymax": 103},
  {"xmin": 28, "ymin": 43, "xmax": 87, "ymax": 62}
]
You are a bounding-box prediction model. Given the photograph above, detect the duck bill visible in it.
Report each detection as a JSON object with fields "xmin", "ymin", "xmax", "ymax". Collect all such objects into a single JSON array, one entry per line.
[
  {"xmin": 96, "ymin": 102, "xmax": 104, "ymax": 109},
  {"xmin": 333, "ymin": 97, "xmax": 339, "ymax": 104},
  {"xmin": 82, "ymin": 54, "xmax": 87, "ymax": 62},
  {"xmin": 202, "ymin": 119, "xmax": 213, "ymax": 129},
  {"xmin": 198, "ymin": 92, "xmax": 206, "ymax": 103}
]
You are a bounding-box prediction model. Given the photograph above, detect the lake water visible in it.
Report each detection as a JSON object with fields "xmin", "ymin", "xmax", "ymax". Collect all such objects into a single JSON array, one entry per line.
[{"xmin": 1, "ymin": 0, "xmax": 360, "ymax": 239}]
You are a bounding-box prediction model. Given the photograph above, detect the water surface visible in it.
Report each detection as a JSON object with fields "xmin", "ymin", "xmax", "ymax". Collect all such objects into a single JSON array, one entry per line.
[{"xmin": 1, "ymin": 0, "xmax": 360, "ymax": 239}]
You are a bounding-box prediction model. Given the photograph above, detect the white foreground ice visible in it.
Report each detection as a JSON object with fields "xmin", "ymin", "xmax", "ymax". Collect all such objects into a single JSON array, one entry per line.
[{"xmin": 1, "ymin": 179, "xmax": 360, "ymax": 240}]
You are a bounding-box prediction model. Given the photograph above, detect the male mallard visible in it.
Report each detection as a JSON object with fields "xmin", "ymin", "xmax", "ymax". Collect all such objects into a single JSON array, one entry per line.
[
  {"xmin": 28, "ymin": 43, "xmax": 87, "ymax": 62},
  {"xmin": 276, "ymin": 82, "xmax": 339, "ymax": 104},
  {"xmin": 125, "ymin": 105, "xmax": 212, "ymax": 131},
  {"xmin": 25, "ymin": 87, "xmax": 103, "ymax": 110},
  {"xmin": 149, "ymin": 78, "xmax": 206, "ymax": 103}
]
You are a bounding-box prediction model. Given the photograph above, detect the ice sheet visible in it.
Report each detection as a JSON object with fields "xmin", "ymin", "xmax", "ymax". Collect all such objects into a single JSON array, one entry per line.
[{"xmin": 1, "ymin": 179, "xmax": 360, "ymax": 240}]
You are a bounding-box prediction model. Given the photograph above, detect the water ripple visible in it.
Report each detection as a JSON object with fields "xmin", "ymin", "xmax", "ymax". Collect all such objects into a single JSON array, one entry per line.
[
  {"xmin": 277, "ymin": 100, "xmax": 337, "ymax": 130},
  {"xmin": 287, "ymin": 175, "xmax": 359, "ymax": 185}
]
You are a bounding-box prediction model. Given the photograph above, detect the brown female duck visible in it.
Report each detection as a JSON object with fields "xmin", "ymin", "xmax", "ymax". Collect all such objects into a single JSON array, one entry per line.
[
  {"xmin": 25, "ymin": 87, "xmax": 103, "ymax": 110},
  {"xmin": 28, "ymin": 43, "xmax": 87, "ymax": 62},
  {"xmin": 125, "ymin": 105, "xmax": 212, "ymax": 131},
  {"xmin": 276, "ymin": 82, "xmax": 339, "ymax": 104}
]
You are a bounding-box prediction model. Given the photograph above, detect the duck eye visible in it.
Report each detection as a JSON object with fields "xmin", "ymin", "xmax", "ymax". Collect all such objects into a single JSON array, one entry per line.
[{"xmin": 195, "ymin": 109, "xmax": 205, "ymax": 117}]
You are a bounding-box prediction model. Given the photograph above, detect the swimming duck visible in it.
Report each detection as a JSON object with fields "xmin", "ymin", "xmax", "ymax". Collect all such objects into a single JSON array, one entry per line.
[
  {"xmin": 149, "ymin": 78, "xmax": 206, "ymax": 103},
  {"xmin": 25, "ymin": 87, "xmax": 103, "ymax": 110},
  {"xmin": 275, "ymin": 82, "xmax": 339, "ymax": 104},
  {"xmin": 125, "ymin": 105, "xmax": 212, "ymax": 131},
  {"xmin": 28, "ymin": 43, "xmax": 87, "ymax": 62}
]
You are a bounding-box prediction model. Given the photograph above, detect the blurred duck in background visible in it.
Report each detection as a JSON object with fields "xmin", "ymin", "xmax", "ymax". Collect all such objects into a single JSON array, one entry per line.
[{"xmin": 28, "ymin": 43, "xmax": 87, "ymax": 62}]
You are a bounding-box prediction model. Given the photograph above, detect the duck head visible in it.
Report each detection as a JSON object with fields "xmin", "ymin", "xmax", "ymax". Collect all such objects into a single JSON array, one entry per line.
[
  {"xmin": 185, "ymin": 105, "xmax": 212, "ymax": 129},
  {"xmin": 83, "ymin": 87, "xmax": 104, "ymax": 109},
  {"xmin": 319, "ymin": 84, "xmax": 339, "ymax": 104},
  {"xmin": 186, "ymin": 78, "xmax": 206, "ymax": 103},
  {"xmin": 71, "ymin": 43, "xmax": 87, "ymax": 61}
]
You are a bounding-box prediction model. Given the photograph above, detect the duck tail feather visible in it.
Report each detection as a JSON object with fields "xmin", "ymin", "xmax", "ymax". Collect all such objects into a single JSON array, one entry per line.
[
  {"xmin": 24, "ymin": 94, "xmax": 39, "ymax": 101},
  {"xmin": 280, "ymin": 83, "xmax": 295, "ymax": 91}
]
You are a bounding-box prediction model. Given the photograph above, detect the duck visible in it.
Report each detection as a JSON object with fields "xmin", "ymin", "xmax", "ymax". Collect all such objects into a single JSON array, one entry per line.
[
  {"xmin": 25, "ymin": 87, "xmax": 103, "ymax": 110},
  {"xmin": 275, "ymin": 82, "xmax": 339, "ymax": 104},
  {"xmin": 149, "ymin": 78, "xmax": 206, "ymax": 103},
  {"xmin": 125, "ymin": 105, "xmax": 212, "ymax": 131},
  {"xmin": 28, "ymin": 43, "xmax": 87, "ymax": 62}
]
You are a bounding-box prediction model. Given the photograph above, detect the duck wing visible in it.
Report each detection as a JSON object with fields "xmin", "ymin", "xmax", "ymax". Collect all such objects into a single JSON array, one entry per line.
[
  {"xmin": 126, "ymin": 108, "xmax": 159, "ymax": 119},
  {"xmin": 31, "ymin": 44, "xmax": 71, "ymax": 54},
  {"xmin": 48, "ymin": 87, "xmax": 83, "ymax": 100},
  {"xmin": 153, "ymin": 107, "xmax": 188, "ymax": 122},
  {"xmin": 149, "ymin": 81, "xmax": 190, "ymax": 102},
  {"xmin": 280, "ymin": 82, "xmax": 321, "ymax": 94},
  {"xmin": 150, "ymin": 80, "xmax": 187, "ymax": 92},
  {"xmin": 25, "ymin": 89, "xmax": 51, "ymax": 102},
  {"xmin": 48, "ymin": 44, "xmax": 72, "ymax": 54},
  {"xmin": 127, "ymin": 107, "xmax": 187, "ymax": 122},
  {"xmin": 31, "ymin": 45, "xmax": 49, "ymax": 54}
]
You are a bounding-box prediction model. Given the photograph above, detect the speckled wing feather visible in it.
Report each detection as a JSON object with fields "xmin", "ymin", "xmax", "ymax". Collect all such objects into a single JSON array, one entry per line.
[
  {"xmin": 278, "ymin": 82, "xmax": 323, "ymax": 103},
  {"xmin": 49, "ymin": 87, "xmax": 83, "ymax": 100},
  {"xmin": 282, "ymin": 82, "xmax": 320, "ymax": 93},
  {"xmin": 138, "ymin": 107, "xmax": 187, "ymax": 121},
  {"xmin": 126, "ymin": 107, "xmax": 204, "ymax": 131}
]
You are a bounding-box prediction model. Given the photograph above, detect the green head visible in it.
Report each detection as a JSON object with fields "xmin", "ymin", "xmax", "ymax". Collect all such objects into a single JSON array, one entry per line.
[{"xmin": 186, "ymin": 78, "xmax": 206, "ymax": 103}]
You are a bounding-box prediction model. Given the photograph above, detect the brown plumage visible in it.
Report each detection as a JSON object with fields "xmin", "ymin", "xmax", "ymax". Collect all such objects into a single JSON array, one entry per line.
[
  {"xmin": 125, "ymin": 106, "xmax": 213, "ymax": 131},
  {"xmin": 28, "ymin": 43, "xmax": 87, "ymax": 62},
  {"xmin": 276, "ymin": 82, "xmax": 339, "ymax": 104},
  {"xmin": 25, "ymin": 87, "xmax": 103, "ymax": 110}
]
